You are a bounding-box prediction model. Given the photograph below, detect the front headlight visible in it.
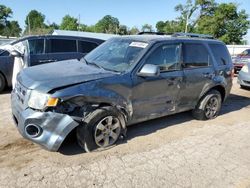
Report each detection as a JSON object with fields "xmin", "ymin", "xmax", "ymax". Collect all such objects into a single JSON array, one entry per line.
[
  {"xmin": 241, "ymin": 65, "xmax": 249, "ymax": 73},
  {"xmin": 28, "ymin": 90, "xmax": 59, "ymax": 110}
]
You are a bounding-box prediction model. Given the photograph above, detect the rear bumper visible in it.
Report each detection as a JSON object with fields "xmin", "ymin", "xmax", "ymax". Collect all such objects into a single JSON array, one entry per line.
[
  {"xmin": 11, "ymin": 92, "xmax": 79, "ymax": 151},
  {"xmin": 238, "ymin": 71, "xmax": 250, "ymax": 87}
]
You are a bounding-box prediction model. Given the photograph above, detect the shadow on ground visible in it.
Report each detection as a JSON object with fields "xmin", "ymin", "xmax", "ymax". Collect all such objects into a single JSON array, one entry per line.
[
  {"xmin": 58, "ymin": 93, "xmax": 250, "ymax": 156},
  {"xmin": 0, "ymin": 87, "xmax": 12, "ymax": 94}
]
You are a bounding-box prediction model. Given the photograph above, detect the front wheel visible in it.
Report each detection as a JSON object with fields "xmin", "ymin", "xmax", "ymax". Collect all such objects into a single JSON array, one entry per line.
[
  {"xmin": 192, "ymin": 90, "xmax": 222, "ymax": 120},
  {"xmin": 76, "ymin": 107, "xmax": 122, "ymax": 152}
]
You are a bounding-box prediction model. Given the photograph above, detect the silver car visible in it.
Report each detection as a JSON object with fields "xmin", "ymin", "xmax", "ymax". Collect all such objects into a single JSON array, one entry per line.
[{"xmin": 238, "ymin": 63, "xmax": 250, "ymax": 88}]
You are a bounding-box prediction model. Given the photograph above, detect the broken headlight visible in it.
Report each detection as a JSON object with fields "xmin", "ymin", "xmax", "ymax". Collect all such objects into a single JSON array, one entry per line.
[{"xmin": 28, "ymin": 90, "xmax": 59, "ymax": 110}]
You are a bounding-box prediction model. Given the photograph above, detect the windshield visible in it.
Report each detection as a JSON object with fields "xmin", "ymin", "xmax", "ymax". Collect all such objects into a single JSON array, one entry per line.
[{"xmin": 84, "ymin": 38, "xmax": 148, "ymax": 72}]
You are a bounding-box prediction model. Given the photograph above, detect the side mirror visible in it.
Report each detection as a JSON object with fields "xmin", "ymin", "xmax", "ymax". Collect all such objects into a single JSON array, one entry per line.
[
  {"xmin": 10, "ymin": 50, "xmax": 22, "ymax": 57},
  {"xmin": 137, "ymin": 64, "xmax": 160, "ymax": 77}
]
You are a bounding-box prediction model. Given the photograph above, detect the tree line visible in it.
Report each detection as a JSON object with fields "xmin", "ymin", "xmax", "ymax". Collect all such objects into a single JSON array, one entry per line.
[{"xmin": 0, "ymin": 0, "xmax": 249, "ymax": 44}]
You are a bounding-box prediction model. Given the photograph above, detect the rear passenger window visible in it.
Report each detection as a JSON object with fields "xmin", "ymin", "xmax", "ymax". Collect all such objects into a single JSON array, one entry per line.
[
  {"xmin": 49, "ymin": 39, "xmax": 77, "ymax": 53},
  {"xmin": 209, "ymin": 44, "xmax": 230, "ymax": 66},
  {"xmin": 183, "ymin": 43, "xmax": 210, "ymax": 68},
  {"xmin": 28, "ymin": 39, "xmax": 44, "ymax": 54},
  {"xmin": 78, "ymin": 41, "xmax": 98, "ymax": 53}
]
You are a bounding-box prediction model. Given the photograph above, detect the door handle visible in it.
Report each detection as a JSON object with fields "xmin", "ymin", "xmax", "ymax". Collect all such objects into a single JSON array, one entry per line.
[
  {"xmin": 38, "ymin": 60, "xmax": 50, "ymax": 63},
  {"xmin": 202, "ymin": 72, "xmax": 214, "ymax": 79}
]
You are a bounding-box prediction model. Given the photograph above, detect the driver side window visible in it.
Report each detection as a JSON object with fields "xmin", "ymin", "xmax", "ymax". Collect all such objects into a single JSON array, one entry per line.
[{"xmin": 145, "ymin": 44, "xmax": 181, "ymax": 72}]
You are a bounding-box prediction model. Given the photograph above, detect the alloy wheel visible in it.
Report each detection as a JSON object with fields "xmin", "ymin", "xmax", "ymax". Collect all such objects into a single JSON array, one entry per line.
[
  {"xmin": 205, "ymin": 96, "xmax": 219, "ymax": 119},
  {"xmin": 94, "ymin": 116, "xmax": 121, "ymax": 147}
]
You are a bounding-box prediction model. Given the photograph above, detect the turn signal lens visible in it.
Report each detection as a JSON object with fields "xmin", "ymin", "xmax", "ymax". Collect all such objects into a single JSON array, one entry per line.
[{"xmin": 46, "ymin": 97, "xmax": 59, "ymax": 107}]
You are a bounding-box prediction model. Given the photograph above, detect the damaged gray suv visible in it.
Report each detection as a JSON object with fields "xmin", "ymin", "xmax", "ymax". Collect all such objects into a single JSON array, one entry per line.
[{"xmin": 11, "ymin": 33, "xmax": 233, "ymax": 152}]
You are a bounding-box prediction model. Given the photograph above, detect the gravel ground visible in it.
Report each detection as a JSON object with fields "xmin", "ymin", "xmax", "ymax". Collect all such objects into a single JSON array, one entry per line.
[{"xmin": 0, "ymin": 78, "xmax": 250, "ymax": 188}]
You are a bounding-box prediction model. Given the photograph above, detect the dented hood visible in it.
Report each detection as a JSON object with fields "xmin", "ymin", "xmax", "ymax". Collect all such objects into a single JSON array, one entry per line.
[{"xmin": 18, "ymin": 59, "xmax": 115, "ymax": 93}]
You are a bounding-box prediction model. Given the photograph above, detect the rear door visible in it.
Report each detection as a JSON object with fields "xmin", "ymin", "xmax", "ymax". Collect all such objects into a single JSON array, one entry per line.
[
  {"xmin": 28, "ymin": 38, "xmax": 49, "ymax": 66},
  {"xmin": 178, "ymin": 42, "xmax": 214, "ymax": 108},
  {"xmin": 46, "ymin": 38, "xmax": 78, "ymax": 62}
]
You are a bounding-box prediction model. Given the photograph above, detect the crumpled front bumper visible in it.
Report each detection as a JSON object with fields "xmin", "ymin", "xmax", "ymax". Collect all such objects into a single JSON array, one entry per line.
[{"xmin": 11, "ymin": 92, "xmax": 79, "ymax": 151}]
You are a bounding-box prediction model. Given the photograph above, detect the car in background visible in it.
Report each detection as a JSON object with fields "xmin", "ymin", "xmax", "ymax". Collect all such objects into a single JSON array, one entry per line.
[
  {"xmin": 0, "ymin": 35, "xmax": 106, "ymax": 92},
  {"xmin": 233, "ymin": 49, "xmax": 250, "ymax": 74},
  {"xmin": 238, "ymin": 63, "xmax": 250, "ymax": 89}
]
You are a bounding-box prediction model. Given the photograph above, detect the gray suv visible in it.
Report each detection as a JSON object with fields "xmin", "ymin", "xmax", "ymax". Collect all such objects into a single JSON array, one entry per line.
[{"xmin": 11, "ymin": 33, "xmax": 233, "ymax": 152}]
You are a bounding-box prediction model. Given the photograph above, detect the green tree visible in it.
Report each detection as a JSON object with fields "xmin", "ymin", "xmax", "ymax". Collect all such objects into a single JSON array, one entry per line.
[
  {"xmin": 0, "ymin": 4, "xmax": 12, "ymax": 35},
  {"xmin": 129, "ymin": 27, "xmax": 140, "ymax": 35},
  {"xmin": 174, "ymin": 0, "xmax": 217, "ymax": 32},
  {"xmin": 3, "ymin": 21, "xmax": 22, "ymax": 37},
  {"xmin": 0, "ymin": 4, "xmax": 22, "ymax": 37},
  {"xmin": 118, "ymin": 25, "xmax": 128, "ymax": 35},
  {"xmin": 84, "ymin": 25, "xmax": 96, "ymax": 32},
  {"xmin": 48, "ymin": 22, "xmax": 59, "ymax": 30},
  {"xmin": 141, "ymin": 24, "xmax": 153, "ymax": 32},
  {"xmin": 25, "ymin": 10, "xmax": 46, "ymax": 33},
  {"xmin": 156, "ymin": 1, "xmax": 249, "ymax": 44},
  {"xmin": 95, "ymin": 15, "xmax": 119, "ymax": 34},
  {"xmin": 156, "ymin": 21, "xmax": 166, "ymax": 32},
  {"xmin": 197, "ymin": 3, "xmax": 249, "ymax": 44},
  {"xmin": 60, "ymin": 15, "xmax": 78, "ymax": 31},
  {"xmin": 0, "ymin": 4, "xmax": 12, "ymax": 27}
]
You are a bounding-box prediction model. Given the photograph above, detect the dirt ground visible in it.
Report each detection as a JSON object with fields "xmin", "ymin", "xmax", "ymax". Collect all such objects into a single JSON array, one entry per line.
[{"xmin": 1, "ymin": 78, "xmax": 250, "ymax": 188}]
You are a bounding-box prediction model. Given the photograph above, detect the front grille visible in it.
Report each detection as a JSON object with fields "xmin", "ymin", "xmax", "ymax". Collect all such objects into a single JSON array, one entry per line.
[{"xmin": 14, "ymin": 81, "xmax": 30, "ymax": 109}]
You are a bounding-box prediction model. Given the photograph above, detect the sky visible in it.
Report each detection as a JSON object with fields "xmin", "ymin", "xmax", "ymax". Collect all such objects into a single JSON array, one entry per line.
[{"xmin": 1, "ymin": 0, "xmax": 250, "ymax": 41}]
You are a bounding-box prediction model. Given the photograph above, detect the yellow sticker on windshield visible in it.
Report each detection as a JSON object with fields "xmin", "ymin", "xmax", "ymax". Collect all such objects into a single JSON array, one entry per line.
[{"xmin": 129, "ymin": 42, "xmax": 148, "ymax": 48}]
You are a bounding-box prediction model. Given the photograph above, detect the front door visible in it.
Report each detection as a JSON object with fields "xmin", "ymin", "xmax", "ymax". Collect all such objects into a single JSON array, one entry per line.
[{"xmin": 131, "ymin": 43, "xmax": 183, "ymax": 123}]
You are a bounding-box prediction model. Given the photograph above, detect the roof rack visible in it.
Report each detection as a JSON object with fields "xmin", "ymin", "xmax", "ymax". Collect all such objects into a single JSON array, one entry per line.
[
  {"xmin": 137, "ymin": 31, "xmax": 172, "ymax": 36},
  {"xmin": 172, "ymin": 32, "xmax": 214, "ymax": 39}
]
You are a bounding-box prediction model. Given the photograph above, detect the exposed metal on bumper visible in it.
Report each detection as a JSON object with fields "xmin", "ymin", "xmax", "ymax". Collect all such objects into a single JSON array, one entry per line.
[
  {"xmin": 11, "ymin": 93, "xmax": 79, "ymax": 151},
  {"xmin": 238, "ymin": 71, "xmax": 250, "ymax": 87}
]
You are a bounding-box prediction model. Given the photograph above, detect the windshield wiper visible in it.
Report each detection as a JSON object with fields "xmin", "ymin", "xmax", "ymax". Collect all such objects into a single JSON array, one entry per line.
[
  {"xmin": 82, "ymin": 57, "xmax": 102, "ymax": 69},
  {"xmin": 88, "ymin": 62, "xmax": 105, "ymax": 70},
  {"xmin": 83, "ymin": 58, "xmax": 121, "ymax": 73}
]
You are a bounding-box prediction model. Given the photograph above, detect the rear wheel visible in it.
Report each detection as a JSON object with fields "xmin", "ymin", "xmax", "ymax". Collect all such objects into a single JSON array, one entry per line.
[
  {"xmin": 0, "ymin": 73, "xmax": 6, "ymax": 92},
  {"xmin": 76, "ymin": 107, "xmax": 122, "ymax": 152},
  {"xmin": 192, "ymin": 90, "xmax": 222, "ymax": 120}
]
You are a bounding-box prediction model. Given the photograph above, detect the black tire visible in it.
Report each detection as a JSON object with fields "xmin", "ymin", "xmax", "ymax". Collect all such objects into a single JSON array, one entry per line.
[
  {"xmin": 192, "ymin": 90, "xmax": 222, "ymax": 120},
  {"xmin": 76, "ymin": 106, "xmax": 123, "ymax": 152},
  {"xmin": 0, "ymin": 73, "xmax": 6, "ymax": 92}
]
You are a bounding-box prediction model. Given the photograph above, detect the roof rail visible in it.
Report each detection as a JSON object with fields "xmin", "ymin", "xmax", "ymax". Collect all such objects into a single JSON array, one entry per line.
[
  {"xmin": 137, "ymin": 31, "xmax": 172, "ymax": 36},
  {"xmin": 172, "ymin": 32, "xmax": 214, "ymax": 39}
]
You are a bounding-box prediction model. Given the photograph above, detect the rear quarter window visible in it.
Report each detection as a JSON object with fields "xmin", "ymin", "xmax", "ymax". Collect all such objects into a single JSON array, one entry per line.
[
  {"xmin": 78, "ymin": 41, "xmax": 98, "ymax": 53},
  {"xmin": 209, "ymin": 44, "xmax": 230, "ymax": 66}
]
